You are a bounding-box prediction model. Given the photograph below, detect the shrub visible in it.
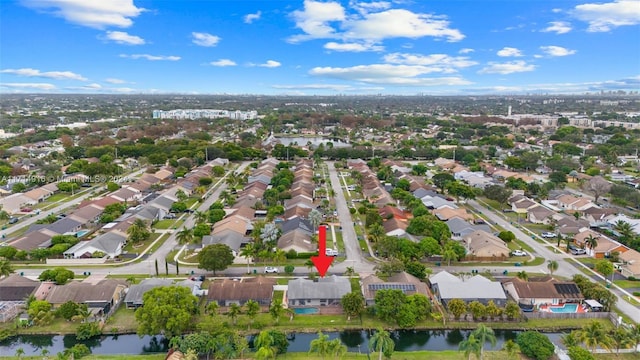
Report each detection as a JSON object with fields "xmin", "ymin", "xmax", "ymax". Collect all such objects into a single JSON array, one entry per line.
[
  {"xmin": 632, "ymin": 291, "xmax": 640, "ymax": 296},
  {"xmin": 284, "ymin": 265, "xmax": 295, "ymax": 274},
  {"xmin": 516, "ymin": 331, "xmax": 555, "ymax": 360},
  {"xmin": 567, "ymin": 346, "xmax": 595, "ymax": 360}
]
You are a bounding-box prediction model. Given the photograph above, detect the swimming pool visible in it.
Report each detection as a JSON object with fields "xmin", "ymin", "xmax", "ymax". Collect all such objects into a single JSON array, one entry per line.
[
  {"xmin": 76, "ymin": 230, "xmax": 89, "ymax": 237},
  {"xmin": 548, "ymin": 304, "xmax": 578, "ymax": 313},
  {"xmin": 293, "ymin": 308, "xmax": 319, "ymax": 314}
]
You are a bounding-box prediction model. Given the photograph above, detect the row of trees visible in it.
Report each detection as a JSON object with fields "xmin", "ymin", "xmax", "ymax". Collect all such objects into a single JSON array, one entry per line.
[{"xmin": 561, "ymin": 320, "xmax": 640, "ymax": 358}]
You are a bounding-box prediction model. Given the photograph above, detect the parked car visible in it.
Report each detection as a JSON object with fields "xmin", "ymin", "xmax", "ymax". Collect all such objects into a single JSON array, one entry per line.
[
  {"xmin": 264, "ymin": 266, "xmax": 279, "ymax": 273},
  {"xmin": 325, "ymin": 248, "xmax": 339, "ymax": 257},
  {"xmin": 541, "ymin": 232, "xmax": 556, "ymax": 238},
  {"xmin": 511, "ymin": 250, "xmax": 527, "ymax": 256},
  {"xmin": 8, "ymin": 217, "xmax": 19, "ymax": 224},
  {"xmin": 571, "ymin": 248, "xmax": 587, "ymax": 255},
  {"xmin": 20, "ymin": 207, "xmax": 32, "ymax": 213}
]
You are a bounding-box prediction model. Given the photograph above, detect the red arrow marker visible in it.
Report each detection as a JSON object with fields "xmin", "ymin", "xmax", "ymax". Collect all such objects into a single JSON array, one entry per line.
[{"xmin": 311, "ymin": 225, "xmax": 334, "ymax": 277}]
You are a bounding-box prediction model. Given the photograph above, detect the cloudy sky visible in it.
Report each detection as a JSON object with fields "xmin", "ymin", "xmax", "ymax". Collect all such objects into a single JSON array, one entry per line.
[{"xmin": 1, "ymin": 0, "xmax": 639, "ymax": 95}]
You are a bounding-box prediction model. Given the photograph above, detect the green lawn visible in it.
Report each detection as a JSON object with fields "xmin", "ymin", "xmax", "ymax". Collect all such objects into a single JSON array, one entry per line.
[
  {"xmin": 123, "ymin": 232, "xmax": 161, "ymax": 253},
  {"xmin": 152, "ymin": 219, "xmax": 179, "ymax": 229},
  {"xmin": 104, "ymin": 305, "xmax": 138, "ymax": 333},
  {"xmin": 613, "ymin": 279, "xmax": 640, "ymax": 289}
]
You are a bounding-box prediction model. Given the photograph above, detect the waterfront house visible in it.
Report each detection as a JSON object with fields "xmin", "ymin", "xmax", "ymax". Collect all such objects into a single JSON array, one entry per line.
[
  {"xmin": 286, "ymin": 276, "xmax": 351, "ymax": 309},
  {"xmin": 207, "ymin": 276, "xmax": 275, "ymax": 307}
]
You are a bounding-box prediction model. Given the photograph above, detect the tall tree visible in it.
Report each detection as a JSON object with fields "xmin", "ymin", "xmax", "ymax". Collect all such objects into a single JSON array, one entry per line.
[
  {"xmin": 135, "ymin": 286, "xmax": 199, "ymax": 339},
  {"xmin": 547, "ymin": 260, "xmax": 559, "ymax": 276},
  {"xmin": 269, "ymin": 300, "xmax": 284, "ymax": 324},
  {"xmin": 584, "ymin": 176, "xmax": 612, "ymax": 204},
  {"xmin": 459, "ymin": 334, "xmax": 482, "ymax": 360},
  {"xmin": 472, "ymin": 324, "xmax": 497, "ymax": 359},
  {"xmin": 369, "ymin": 328, "xmax": 395, "ymax": 360},
  {"xmin": 309, "ymin": 332, "xmax": 331, "ymax": 360},
  {"xmin": 227, "ymin": 303, "xmax": 242, "ymax": 325},
  {"xmin": 341, "ymin": 291, "xmax": 365, "ymax": 321},
  {"xmin": 579, "ymin": 320, "xmax": 611, "ymax": 353},
  {"xmin": 197, "ymin": 244, "xmax": 234, "ymax": 275},
  {"xmin": 0, "ymin": 259, "xmax": 14, "ymax": 277},
  {"xmin": 245, "ymin": 299, "xmax": 260, "ymax": 329}
]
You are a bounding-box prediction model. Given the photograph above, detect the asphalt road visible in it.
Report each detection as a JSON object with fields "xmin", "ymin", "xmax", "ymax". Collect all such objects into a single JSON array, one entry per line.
[
  {"xmin": 3, "ymin": 168, "xmax": 148, "ymax": 244},
  {"xmin": 469, "ymin": 199, "xmax": 640, "ymax": 324}
]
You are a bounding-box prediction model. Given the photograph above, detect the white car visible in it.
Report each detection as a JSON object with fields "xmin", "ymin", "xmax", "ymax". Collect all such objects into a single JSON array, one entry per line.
[
  {"xmin": 511, "ymin": 250, "xmax": 527, "ymax": 256},
  {"xmin": 541, "ymin": 232, "xmax": 556, "ymax": 238},
  {"xmin": 325, "ymin": 248, "xmax": 338, "ymax": 257},
  {"xmin": 264, "ymin": 266, "xmax": 279, "ymax": 273}
]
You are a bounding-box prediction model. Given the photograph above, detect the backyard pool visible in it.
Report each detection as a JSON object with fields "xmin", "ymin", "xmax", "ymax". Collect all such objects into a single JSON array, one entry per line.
[
  {"xmin": 548, "ymin": 304, "xmax": 578, "ymax": 313},
  {"xmin": 76, "ymin": 230, "xmax": 90, "ymax": 237},
  {"xmin": 293, "ymin": 308, "xmax": 319, "ymax": 315}
]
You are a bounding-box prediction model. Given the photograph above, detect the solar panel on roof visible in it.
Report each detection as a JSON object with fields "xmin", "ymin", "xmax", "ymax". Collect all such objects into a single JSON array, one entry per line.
[
  {"xmin": 554, "ymin": 283, "xmax": 580, "ymax": 295},
  {"xmin": 368, "ymin": 284, "xmax": 416, "ymax": 292}
]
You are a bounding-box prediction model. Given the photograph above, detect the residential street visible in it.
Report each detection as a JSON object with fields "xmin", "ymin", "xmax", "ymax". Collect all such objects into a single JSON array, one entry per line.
[
  {"xmin": 468, "ymin": 199, "xmax": 640, "ymax": 324},
  {"xmin": 1, "ymin": 167, "xmax": 148, "ymax": 243}
]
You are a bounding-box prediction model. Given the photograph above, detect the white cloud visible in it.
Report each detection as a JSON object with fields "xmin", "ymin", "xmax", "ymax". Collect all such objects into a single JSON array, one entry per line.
[
  {"xmin": 191, "ymin": 32, "xmax": 220, "ymax": 47},
  {"xmin": 20, "ymin": 0, "xmax": 144, "ymax": 29},
  {"xmin": 289, "ymin": 0, "xmax": 346, "ymax": 42},
  {"xmin": 344, "ymin": 9, "xmax": 465, "ymax": 42},
  {"xmin": 0, "ymin": 68, "xmax": 86, "ymax": 80},
  {"xmin": 541, "ymin": 21, "xmax": 572, "ymax": 34},
  {"xmin": 324, "ymin": 41, "xmax": 383, "ymax": 52},
  {"xmin": 572, "ymin": 0, "xmax": 640, "ymax": 32},
  {"xmin": 1, "ymin": 83, "xmax": 56, "ymax": 90},
  {"xmin": 244, "ymin": 11, "xmax": 261, "ymax": 24},
  {"xmin": 383, "ymin": 53, "xmax": 477, "ymax": 72},
  {"xmin": 497, "ymin": 47, "xmax": 524, "ymax": 57},
  {"xmin": 119, "ymin": 54, "xmax": 181, "ymax": 61},
  {"xmin": 350, "ymin": 1, "xmax": 391, "ymax": 14},
  {"xmin": 479, "ymin": 60, "xmax": 536, "ymax": 74},
  {"xmin": 459, "ymin": 48, "xmax": 475, "ymax": 54},
  {"xmin": 105, "ymin": 78, "xmax": 126, "ymax": 84},
  {"xmin": 309, "ymin": 64, "xmax": 472, "ymax": 86},
  {"xmin": 540, "ymin": 45, "xmax": 577, "ymax": 56},
  {"xmin": 289, "ymin": 1, "xmax": 463, "ymax": 43},
  {"xmin": 259, "ymin": 60, "xmax": 281, "ymax": 68},
  {"xmin": 210, "ymin": 59, "xmax": 237, "ymax": 67},
  {"xmin": 552, "ymin": 8, "xmax": 563, "ymax": 13},
  {"xmin": 105, "ymin": 31, "xmax": 145, "ymax": 45}
]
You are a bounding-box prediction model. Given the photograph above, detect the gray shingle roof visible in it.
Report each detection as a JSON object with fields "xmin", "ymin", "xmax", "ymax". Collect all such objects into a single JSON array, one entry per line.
[
  {"xmin": 124, "ymin": 278, "xmax": 175, "ymax": 306},
  {"xmin": 287, "ymin": 275, "xmax": 351, "ymax": 300}
]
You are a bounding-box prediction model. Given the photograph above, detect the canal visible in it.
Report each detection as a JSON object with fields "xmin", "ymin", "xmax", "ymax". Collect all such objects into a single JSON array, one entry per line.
[{"xmin": 0, "ymin": 329, "xmax": 564, "ymax": 357}]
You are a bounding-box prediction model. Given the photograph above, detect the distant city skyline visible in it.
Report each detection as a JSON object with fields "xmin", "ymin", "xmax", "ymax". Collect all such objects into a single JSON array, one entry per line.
[{"xmin": 1, "ymin": 0, "xmax": 639, "ymax": 95}]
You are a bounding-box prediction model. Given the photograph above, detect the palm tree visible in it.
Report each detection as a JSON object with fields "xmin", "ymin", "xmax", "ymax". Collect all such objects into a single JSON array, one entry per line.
[
  {"xmin": 459, "ymin": 334, "xmax": 482, "ymax": 360},
  {"xmin": 14, "ymin": 348, "xmax": 24, "ymax": 359},
  {"xmin": 443, "ymin": 248, "xmax": 458, "ymax": 266},
  {"xmin": 245, "ymin": 299, "xmax": 260, "ymax": 329},
  {"xmin": 547, "ymin": 260, "xmax": 559, "ymax": 276},
  {"xmin": 561, "ymin": 330, "xmax": 581, "ymax": 348},
  {"xmin": 41, "ymin": 348, "xmax": 50, "ymax": 359},
  {"xmin": 205, "ymin": 301, "xmax": 219, "ymax": 316},
  {"xmin": 369, "ymin": 328, "xmax": 395, "ymax": 360},
  {"xmin": 239, "ymin": 243, "xmax": 257, "ymax": 274},
  {"xmin": 472, "ymin": 324, "xmax": 497, "ymax": 359},
  {"xmin": 309, "ymin": 331, "xmax": 331, "ymax": 360},
  {"xmin": 629, "ymin": 325, "xmax": 640, "ymax": 353},
  {"xmin": 227, "ymin": 303, "xmax": 242, "ymax": 325},
  {"xmin": 585, "ymin": 234, "xmax": 598, "ymax": 252},
  {"xmin": 176, "ymin": 227, "xmax": 194, "ymax": 245},
  {"xmin": 269, "ymin": 300, "xmax": 284, "ymax": 324},
  {"xmin": 194, "ymin": 210, "xmax": 207, "ymax": 224},
  {"xmin": 345, "ymin": 266, "xmax": 355, "ymax": 278},
  {"xmin": 0, "ymin": 259, "xmax": 14, "ymax": 277},
  {"xmin": 367, "ymin": 223, "xmax": 386, "ymax": 243},
  {"xmin": 254, "ymin": 330, "xmax": 277, "ymax": 360},
  {"xmin": 610, "ymin": 327, "xmax": 633, "ymax": 355},
  {"xmin": 516, "ymin": 271, "xmax": 529, "ymax": 281},
  {"xmin": 328, "ymin": 338, "xmax": 347, "ymax": 360},
  {"xmin": 308, "ymin": 209, "xmax": 323, "ymax": 230},
  {"xmin": 614, "ymin": 220, "xmax": 635, "ymax": 241},
  {"xmin": 502, "ymin": 339, "xmax": 519, "ymax": 359},
  {"xmin": 273, "ymin": 249, "xmax": 287, "ymax": 265},
  {"xmin": 580, "ymin": 320, "xmax": 610, "ymax": 353}
]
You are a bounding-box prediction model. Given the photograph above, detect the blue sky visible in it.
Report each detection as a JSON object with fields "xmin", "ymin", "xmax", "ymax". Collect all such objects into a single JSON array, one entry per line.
[{"xmin": 1, "ymin": 0, "xmax": 639, "ymax": 95}]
